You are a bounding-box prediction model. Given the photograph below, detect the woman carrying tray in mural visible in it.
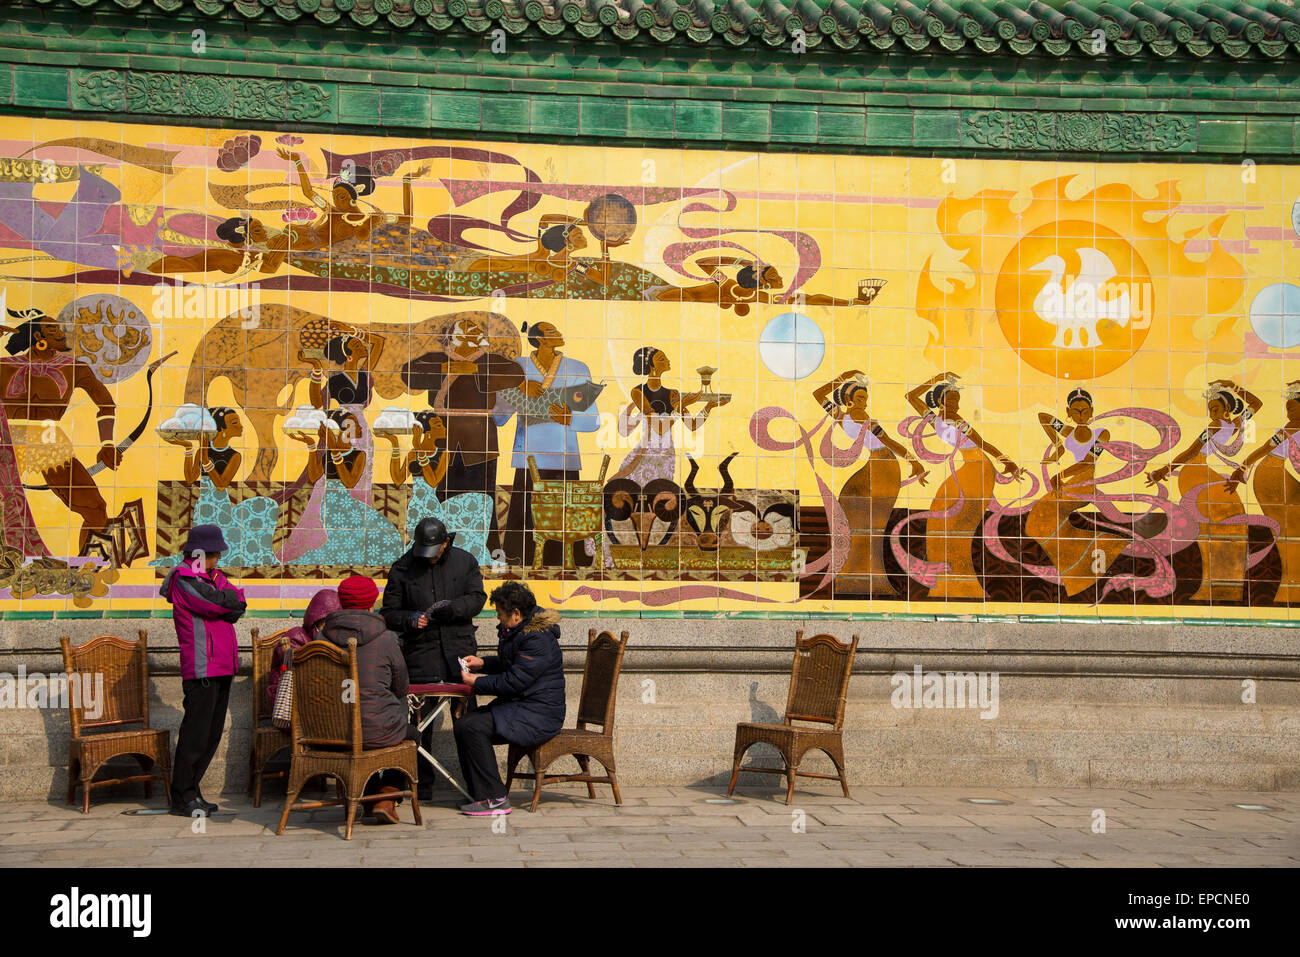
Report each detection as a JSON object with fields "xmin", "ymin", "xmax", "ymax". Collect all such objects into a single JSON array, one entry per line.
[
  {"xmin": 812, "ymin": 370, "xmax": 927, "ymax": 598},
  {"xmin": 1146, "ymin": 379, "xmax": 1259, "ymax": 603},
  {"xmin": 282, "ymin": 409, "xmax": 403, "ymax": 568},
  {"xmin": 152, "ymin": 406, "xmax": 279, "ymax": 569},
  {"xmin": 1024, "ymin": 388, "xmax": 1127, "ymax": 597},
  {"xmin": 900, "ymin": 372, "xmax": 1025, "ymax": 600},
  {"xmin": 375, "ymin": 409, "xmax": 494, "ymax": 569},
  {"xmin": 1226, "ymin": 380, "xmax": 1300, "ymax": 605},
  {"xmin": 279, "ymin": 321, "xmax": 385, "ymax": 563},
  {"xmin": 612, "ymin": 346, "xmax": 730, "ymax": 486}
]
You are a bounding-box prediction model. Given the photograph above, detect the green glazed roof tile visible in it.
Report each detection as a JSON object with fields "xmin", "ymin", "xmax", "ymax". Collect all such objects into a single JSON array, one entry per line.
[{"xmin": 12, "ymin": 0, "xmax": 1300, "ymax": 59}]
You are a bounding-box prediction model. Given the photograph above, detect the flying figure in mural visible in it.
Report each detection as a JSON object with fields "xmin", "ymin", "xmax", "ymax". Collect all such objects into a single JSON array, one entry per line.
[
  {"xmin": 142, "ymin": 151, "xmax": 429, "ymax": 279},
  {"xmin": 645, "ymin": 258, "xmax": 885, "ymax": 317}
]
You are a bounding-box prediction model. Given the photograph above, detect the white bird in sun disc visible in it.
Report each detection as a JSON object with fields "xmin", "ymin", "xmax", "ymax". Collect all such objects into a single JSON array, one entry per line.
[{"xmin": 1028, "ymin": 246, "xmax": 1131, "ymax": 349}]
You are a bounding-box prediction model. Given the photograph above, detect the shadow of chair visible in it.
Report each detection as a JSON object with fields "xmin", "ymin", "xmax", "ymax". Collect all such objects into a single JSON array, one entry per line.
[
  {"xmin": 727, "ymin": 630, "xmax": 859, "ymax": 805},
  {"xmin": 248, "ymin": 627, "xmax": 293, "ymax": 807},
  {"xmin": 61, "ymin": 630, "xmax": 172, "ymax": 813},
  {"xmin": 506, "ymin": 628, "xmax": 629, "ymax": 812},
  {"xmin": 276, "ymin": 638, "xmax": 421, "ymax": 840}
]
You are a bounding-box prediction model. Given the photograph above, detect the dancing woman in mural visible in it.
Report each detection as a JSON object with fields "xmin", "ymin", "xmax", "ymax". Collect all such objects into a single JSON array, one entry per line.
[
  {"xmin": 900, "ymin": 373, "xmax": 1024, "ymax": 599},
  {"xmin": 1146, "ymin": 380, "xmax": 1259, "ymax": 602},
  {"xmin": 282, "ymin": 409, "xmax": 403, "ymax": 567},
  {"xmin": 612, "ymin": 346, "xmax": 729, "ymax": 484},
  {"xmin": 1025, "ymin": 388, "xmax": 1126, "ymax": 596},
  {"xmin": 377, "ymin": 411, "xmax": 493, "ymax": 568},
  {"xmin": 811, "ymin": 370, "xmax": 927, "ymax": 597},
  {"xmin": 1226, "ymin": 380, "xmax": 1300, "ymax": 604},
  {"xmin": 0, "ymin": 309, "xmax": 121, "ymax": 555},
  {"xmin": 153, "ymin": 408, "xmax": 278, "ymax": 568}
]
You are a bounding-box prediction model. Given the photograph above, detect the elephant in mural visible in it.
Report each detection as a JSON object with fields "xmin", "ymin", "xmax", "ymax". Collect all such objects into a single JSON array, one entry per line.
[{"xmin": 181, "ymin": 304, "xmax": 519, "ymax": 482}]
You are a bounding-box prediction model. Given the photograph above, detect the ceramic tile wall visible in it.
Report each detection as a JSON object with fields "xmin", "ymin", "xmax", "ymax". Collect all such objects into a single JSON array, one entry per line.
[{"xmin": 1, "ymin": 119, "xmax": 1298, "ymax": 621}]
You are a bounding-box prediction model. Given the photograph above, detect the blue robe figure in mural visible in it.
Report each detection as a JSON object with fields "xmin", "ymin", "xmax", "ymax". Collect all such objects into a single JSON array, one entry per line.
[
  {"xmin": 152, "ymin": 408, "xmax": 279, "ymax": 568},
  {"xmin": 493, "ymin": 321, "xmax": 601, "ymax": 567},
  {"xmin": 283, "ymin": 409, "xmax": 404, "ymax": 567}
]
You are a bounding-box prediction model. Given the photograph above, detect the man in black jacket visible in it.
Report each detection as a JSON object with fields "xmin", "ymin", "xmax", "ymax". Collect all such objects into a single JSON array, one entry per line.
[
  {"xmin": 456, "ymin": 581, "xmax": 565, "ymax": 816},
  {"xmin": 381, "ymin": 516, "xmax": 486, "ymax": 798},
  {"xmin": 382, "ymin": 517, "xmax": 486, "ymax": 684}
]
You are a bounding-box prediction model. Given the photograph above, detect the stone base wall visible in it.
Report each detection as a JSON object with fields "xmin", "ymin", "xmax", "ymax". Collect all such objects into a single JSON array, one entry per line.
[{"xmin": 2, "ymin": 618, "xmax": 1297, "ymax": 802}]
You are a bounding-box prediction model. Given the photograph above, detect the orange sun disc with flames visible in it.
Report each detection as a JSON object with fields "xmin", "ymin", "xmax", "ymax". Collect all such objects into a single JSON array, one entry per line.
[
  {"xmin": 915, "ymin": 176, "xmax": 1245, "ymax": 413},
  {"xmin": 995, "ymin": 220, "xmax": 1153, "ymax": 380}
]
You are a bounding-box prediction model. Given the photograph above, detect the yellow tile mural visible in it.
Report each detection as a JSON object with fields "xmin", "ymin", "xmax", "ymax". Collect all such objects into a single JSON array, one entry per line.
[{"xmin": 1, "ymin": 119, "xmax": 1299, "ymax": 619}]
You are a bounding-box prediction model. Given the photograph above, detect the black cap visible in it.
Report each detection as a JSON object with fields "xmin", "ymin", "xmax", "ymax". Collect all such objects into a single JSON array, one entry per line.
[{"xmin": 411, "ymin": 517, "xmax": 449, "ymax": 558}]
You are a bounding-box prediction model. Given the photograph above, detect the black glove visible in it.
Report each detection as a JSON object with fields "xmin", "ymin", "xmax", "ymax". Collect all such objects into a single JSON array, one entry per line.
[{"xmin": 425, "ymin": 599, "xmax": 452, "ymax": 620}]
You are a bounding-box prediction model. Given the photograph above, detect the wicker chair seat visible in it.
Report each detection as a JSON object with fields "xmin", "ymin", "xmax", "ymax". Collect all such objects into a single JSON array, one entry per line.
[
  {"xmin": 506, "ymin": 629, "xmax": 629, "ymax": 812},
  {"xmin": 62, "ymin": 631, "xmax": 171, "ymax": 813},
  {"xmin": 727, "ymin": 632, "xmax": 859, "ymax": 805},
  {"xmin": 249, "ymin": 628, "xmax": 294, "ymax": 807},
  {"xmin": 277, "ymin": 639, "xmax": 422, "ymax": 840}
]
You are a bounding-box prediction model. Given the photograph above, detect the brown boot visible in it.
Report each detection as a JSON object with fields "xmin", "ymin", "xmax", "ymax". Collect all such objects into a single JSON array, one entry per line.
[{"xmin": 372, "ymin": 786, "xmax": 401, "ymax": 825}]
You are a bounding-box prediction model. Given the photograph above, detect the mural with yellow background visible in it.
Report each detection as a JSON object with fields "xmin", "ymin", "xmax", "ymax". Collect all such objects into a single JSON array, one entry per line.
[{"xmin": 2, "ymin": 117, "xmax": 1298, "ymax": 621}]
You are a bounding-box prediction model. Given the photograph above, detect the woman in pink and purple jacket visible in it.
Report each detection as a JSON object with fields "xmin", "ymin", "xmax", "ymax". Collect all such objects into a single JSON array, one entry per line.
[{"xmin": 159, "ymin": 524, "xmax": 247, "ymax": 817}]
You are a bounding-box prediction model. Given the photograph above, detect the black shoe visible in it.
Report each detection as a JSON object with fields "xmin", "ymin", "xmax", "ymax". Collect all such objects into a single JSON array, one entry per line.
[
  {"xmin": 196, "ymin": 792, "xmax": 218, "ymax": 814},
  {"xmin": 417, "ymin": 783, "xmax": 435, "ymax": 802},
  {"xmin": 170, "ymin": 798, "xmax": 208, "ymax": 818}
]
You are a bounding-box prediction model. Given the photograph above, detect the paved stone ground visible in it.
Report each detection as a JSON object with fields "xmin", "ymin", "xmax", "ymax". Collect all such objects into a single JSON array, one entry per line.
[{"xmin": 1, "ymin": 786, "xmax": 1297, "ymax": 867}]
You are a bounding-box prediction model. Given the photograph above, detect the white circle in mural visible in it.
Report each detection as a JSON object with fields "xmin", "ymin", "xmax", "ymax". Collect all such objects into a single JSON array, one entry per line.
[
  {"xmin": 1249, "ymin": 282, "xmax": 1300, "ymax": 350},
  {"xmin": 758, "ymin": 312, "xmax": 825, "ymax": 380},
  {"xmin": 1292, "ymin": 198, "xmax": 1300, "ymax": 241}
]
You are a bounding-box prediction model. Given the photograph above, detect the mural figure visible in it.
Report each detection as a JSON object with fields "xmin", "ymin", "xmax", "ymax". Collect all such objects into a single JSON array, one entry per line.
[
  {"xmin": 401, "ymin": 315, "xmax": 526, "ymax": 557},
  {"xmin": 0, "ymin": 164, "xmax": 163, "ymax": 274},
  {"xmin": 153, "ymin": 407, "xmax": 278, "ymax": 568},
  {"xmin": 305, "ymin": 321, "xmax": 384, "ymax": 505},
  {"xmin": 1227, "ymin": 380, "xmax": 1300, "ymax": 604},
  {"xmin": 494, "ymin": 321, "xmax": 601, "ymax": 568},
  {"xmin": 1146, "ymin": 380, "xmax": 1259, "ymax": 602},
  {"xmin": 645, "ymin": 259, "xmax": 882, "ymax": 317},
  {"xmin": 612, "ymin": 346, "xmax": 729, "ymax": 485},
  {"xmin": 144, "ymin": 152, "xmax": 427, "ymax": 278},
  {"xmin": 0, "ymin": 308, "xmax": 122, "ymax": 555},
  {"xmin": 901, "ymin": 373, "xmax": 1025, "ymax": 599},
  {"xmin": 1026, "ymin": 388, "xmax": 1126, "ymax": 596},
  {"xmin": 811, "ymin": 370, "xmax": 927, "ymax": 597},
  {"xmin": 282, "ymin": 409, "xmax": 403, "ymax": 567},
  {"xmin": 377, "ymin": 410, "xmax": 494, "ymax": 568}
]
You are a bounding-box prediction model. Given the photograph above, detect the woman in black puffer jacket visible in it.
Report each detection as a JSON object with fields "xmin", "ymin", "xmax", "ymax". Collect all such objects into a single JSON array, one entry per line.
[{"xmin": 454, "ymin": 582, "xmax": 565, "ymax": 813}]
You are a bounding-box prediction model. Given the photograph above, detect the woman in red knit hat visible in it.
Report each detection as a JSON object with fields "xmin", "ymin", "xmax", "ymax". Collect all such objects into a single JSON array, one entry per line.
[{"xmin": 317, "ymin": 575, "xmax": 421, "ymax": 825}]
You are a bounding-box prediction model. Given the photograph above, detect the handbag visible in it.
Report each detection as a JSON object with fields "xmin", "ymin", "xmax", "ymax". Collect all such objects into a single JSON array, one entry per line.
[{"xmin": 271, "ymin": 664, "xmax": 293, "ymax": 729}]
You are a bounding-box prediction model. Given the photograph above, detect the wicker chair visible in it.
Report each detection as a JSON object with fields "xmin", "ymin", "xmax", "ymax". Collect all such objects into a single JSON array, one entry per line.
[
  {"xmin": 60, "ymin": 631, "xmax": 171, "ymax": 814},
  {"xmin": 276, "ymin": 638, "xmax": 421, "ymax": 840},
  {"xmin": 248, "ymin": 627, "xmax": 293, "ymax": 807},
  {"xmin": 505, "ymin": 629, "xmax": 629, "ymax": 812},
  {"xmin": 726, "ymin": 631, "xmax": 859, "ymax": 805}
]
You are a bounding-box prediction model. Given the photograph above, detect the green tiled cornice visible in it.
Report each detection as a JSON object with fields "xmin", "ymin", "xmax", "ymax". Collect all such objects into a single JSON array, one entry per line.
[{"xmin": 14, "ymin": 0, "xmax": 1300, "ymax": 60}]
